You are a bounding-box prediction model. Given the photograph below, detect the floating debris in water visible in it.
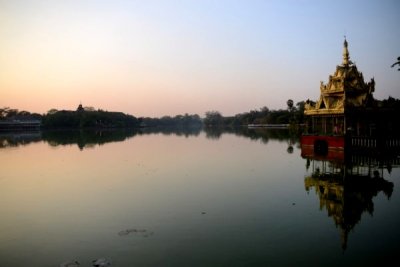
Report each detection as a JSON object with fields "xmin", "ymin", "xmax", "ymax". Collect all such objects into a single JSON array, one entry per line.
[
  {"xmin": 118, "ymin": 228, "xmax": 154, "ymax": 237},
  {"xmin": 60, "ymin": 260, "xmax": 80, "ymax": 267},
  {"xmin": 92, "ymin": 258, "xmax": 112, "ymax": 267}
]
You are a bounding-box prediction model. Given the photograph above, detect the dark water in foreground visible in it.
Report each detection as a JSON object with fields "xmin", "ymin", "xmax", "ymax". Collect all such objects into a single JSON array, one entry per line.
[{"xmin": 0, "ymin": 129, "xmax": 399, "ymax": 267}]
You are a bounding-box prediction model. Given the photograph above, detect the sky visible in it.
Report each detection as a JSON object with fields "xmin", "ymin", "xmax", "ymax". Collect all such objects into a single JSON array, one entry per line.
[{"xmin": 1, "ymin": 0, "xmax": 399, "ymax": 117}]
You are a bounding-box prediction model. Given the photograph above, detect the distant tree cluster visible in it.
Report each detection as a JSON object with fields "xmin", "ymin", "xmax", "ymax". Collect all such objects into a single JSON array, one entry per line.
[
  {"xmin": 391, "ymin": 56, "xmax": 400, "ymax": 71},
  {"xmin": 204, "ymin": 101, "xmax": 305, "ymax": 128},
  {"xmin": 203, "ymin": 111, "xmax": 224, "ymax": 127},
  {"xmin": 0, "ymin": 107, "xmax": 42, "ymax": 121},
  {"xmin": 42, "ymin": 109, "xmax": 139, "ymax": 128},
  {"xmin": 140, "ymin": 114, "xmax": 202, "ymax": 128},
  {"xmin": 0, "ymin": 99, "xmax": 310, "ymax": 131},
  {"xmin": 379, "ymin": 96, "xmax": 400, "ymax": 109}
]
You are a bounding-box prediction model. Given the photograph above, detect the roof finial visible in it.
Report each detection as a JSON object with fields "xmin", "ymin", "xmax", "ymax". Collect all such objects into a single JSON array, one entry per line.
[{"xmin": 342, "ymin": 37, "xmax": 350, "ymax": 66}]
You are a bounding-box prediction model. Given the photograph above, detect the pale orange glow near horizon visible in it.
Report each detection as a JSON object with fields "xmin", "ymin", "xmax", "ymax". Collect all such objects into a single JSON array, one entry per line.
[{"xmin": 1, "ymin": 0, "xmax": 399, "ymax": 117}]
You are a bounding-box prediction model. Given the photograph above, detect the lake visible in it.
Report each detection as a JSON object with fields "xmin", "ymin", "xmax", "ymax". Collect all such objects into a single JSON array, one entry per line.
[{"xmin": 0, "ymin": 128, "xmax": 399, "ymax": 267}]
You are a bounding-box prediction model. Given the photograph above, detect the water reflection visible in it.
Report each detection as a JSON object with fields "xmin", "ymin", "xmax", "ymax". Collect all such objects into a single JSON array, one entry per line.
[
  {"xmin": 42, "ymin": 129, "xmax": 138, "ymax": 150},
  {"xmin": 0, "ymin": 127, "xmax": 203, "ymax": 150},
  {"xmin": 204, "ymin": 126, "xmax": 298, "ymax": 144},
  {"xmin": 1, "ymin": 128, "xmax": 399, "ymax": 266},
  {"xmin": 0, "ymin": 131, "xmax": 42, "ymax": 148},
  {"xmin": 301, "ymin": 136, "xmax": 399, "ymax": 250},
  {"xmin": 0, "ymin": 127, "xmax": 298, "ymax": 150}
]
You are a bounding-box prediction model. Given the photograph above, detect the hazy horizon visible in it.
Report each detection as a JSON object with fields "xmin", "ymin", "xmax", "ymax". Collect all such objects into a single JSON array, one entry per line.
[{"xmin": 1, "ymin": 0, "xmax": 399, "ymax": 117}]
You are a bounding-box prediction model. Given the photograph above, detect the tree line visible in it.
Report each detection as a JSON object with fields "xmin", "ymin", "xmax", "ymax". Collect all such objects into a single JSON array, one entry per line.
[
  {"xmin": 0, "ymin": 106, "xmax": 140, "ymax": 128},
  {"xmin": 42, "ymin": 109, "xmax": 140, "ymax": 128},
  {"xmin": 1, "ymin": 125, "xmax": 298, "ymax": 150},
  {"xmin": 203, "ymin": 100, "xmax": 305, "ymax": 127},
  {"xmin": 0, "ymin": 107, "xmax": 42, "ymax": 121},
  {"xmin": 1, "ymin": 100, "xmax": 306, "ymax": 129},
  {"xmin": 140, "ymin": 114, "xmax": 203, "ymax": 128}
]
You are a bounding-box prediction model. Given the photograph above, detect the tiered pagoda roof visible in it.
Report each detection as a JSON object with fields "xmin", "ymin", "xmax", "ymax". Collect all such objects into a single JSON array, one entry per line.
[{"xmin": 305, "ymin": 39, "xmax": 376, "ymax": 115}]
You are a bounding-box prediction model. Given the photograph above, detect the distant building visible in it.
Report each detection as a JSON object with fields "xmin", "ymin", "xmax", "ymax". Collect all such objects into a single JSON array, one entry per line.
[{"xmin": 76, "ymin": 103, "xmax": 84, "ymax": 112}]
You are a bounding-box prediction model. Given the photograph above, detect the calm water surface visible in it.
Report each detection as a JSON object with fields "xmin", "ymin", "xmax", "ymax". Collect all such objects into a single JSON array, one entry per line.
[{"xmin": 0, "ymin": 129, "xmax": 399, "ymax": 267}]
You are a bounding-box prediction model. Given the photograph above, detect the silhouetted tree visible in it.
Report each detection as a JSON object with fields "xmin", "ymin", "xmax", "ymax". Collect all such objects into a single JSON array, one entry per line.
[
  {"xmin": 287, "ymin": 99, "xmax": 294, "ymax": 112},
  {"xmin": 391, "ymin": 56, "xmax": 400, "ymax": 71},
  {"xmin": 47, "ymin": 109, "xmax": 58, "ymax": 115},
  {"xmin": 204, "ymin": 111, "xmax": 223, "ymax": 127}
]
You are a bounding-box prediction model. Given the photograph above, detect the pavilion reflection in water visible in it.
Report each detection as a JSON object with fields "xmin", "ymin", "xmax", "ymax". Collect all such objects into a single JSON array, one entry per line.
[
  {"xmin": 301, "ymin": 135, "xmax": 399, "ymax": 251},
  {"xmin": 300, "ymin": 38, "xmax": 400, "ymax": 250}
]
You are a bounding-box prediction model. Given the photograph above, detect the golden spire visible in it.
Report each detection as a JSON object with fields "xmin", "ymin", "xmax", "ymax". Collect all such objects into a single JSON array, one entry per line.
[{"xmin": 342, "ymin": 37, "xmax": 350, "ymax": 66}]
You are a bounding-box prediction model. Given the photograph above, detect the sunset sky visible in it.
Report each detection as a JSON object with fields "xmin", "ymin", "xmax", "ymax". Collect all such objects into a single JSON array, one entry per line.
[{"xmin": 1, "ymin": 0, "xmax": 399, "ymax": 117}]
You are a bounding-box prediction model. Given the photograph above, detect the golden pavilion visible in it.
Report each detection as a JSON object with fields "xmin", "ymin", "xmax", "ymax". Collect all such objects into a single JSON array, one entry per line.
[{"xmin": 304, "ymin": 38, "xmax": 376, "ymax": 136}]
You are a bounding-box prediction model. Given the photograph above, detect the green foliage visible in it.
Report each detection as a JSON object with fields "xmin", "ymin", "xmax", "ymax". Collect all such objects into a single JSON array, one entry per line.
[
  {"xmin": 380, "ymin": 96, "xmax": 400, "ymax": 108},
  {"xmin": 205, "ymin": 104, "xmax": 304, "ymax": 128},
  {"xmin": 47, "ymin": 109, "xmax": 58, "ymax": 115},
  {"xmin": 203, "ymin": 111, "xmax": 223, "ymax": 126},
  {"xmin": 203, "ymin": 101, "xmax": 306, "ymax": 129},
  {"xmin": 42, "ymin": 110, "xmax": 139, "ymax": 128},
  {"xmin": 391, "ymin": 56, "xmax": 400, "ymax": 71},
  {"xmin": 141, "ymin": 113, "xmax": 202, "ymax": 128},
  {"xmin": 287, "ymin": 99, "xmax": 294, "ymax": 111},
  {"xmin": 2, "ymin": 99, "xmax": 307, "ymax": 130},
  {"xmin": 294, "ymin": 101, "xmax": 305, "ymax": 124},
  {"xmin": 0, "ymin": 107, "xmax": 42, "ymax": 121}
]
